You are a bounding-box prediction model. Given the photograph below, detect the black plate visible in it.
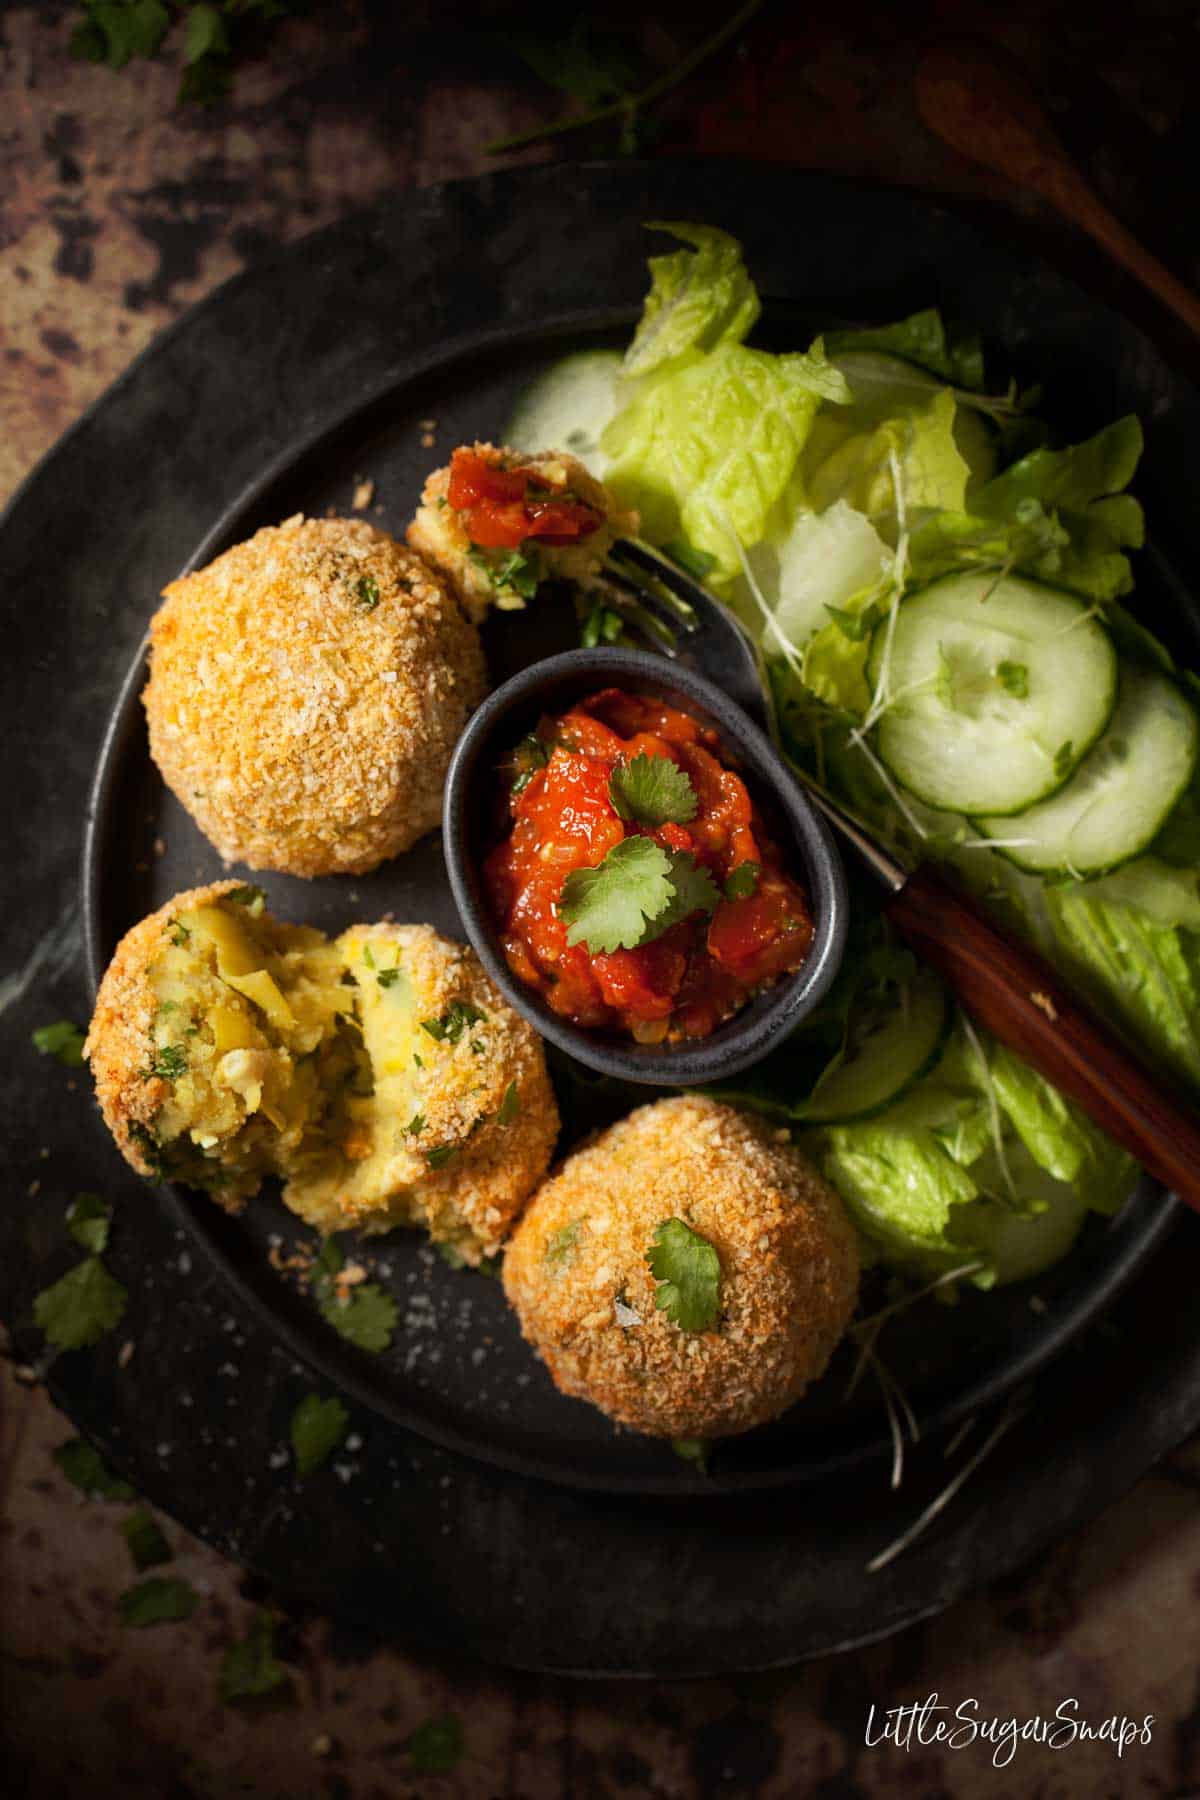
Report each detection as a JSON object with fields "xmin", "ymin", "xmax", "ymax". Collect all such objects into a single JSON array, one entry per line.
[{"xmin": 4, "ymin": 161, "xmax": 1200, "ymax": 1669}]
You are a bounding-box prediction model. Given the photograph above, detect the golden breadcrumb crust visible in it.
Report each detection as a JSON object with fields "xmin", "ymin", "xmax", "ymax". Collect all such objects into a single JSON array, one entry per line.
[
  {"xmin": 407, "ymin": 441, "xmax": 634, "ymax": 623},
  {"xmin": 503, "ymin": 1096, "xmax": 860, "ymax": 1440},
  {"xmin": 144, "ymin": 515, "xmax": 486, "ymax": 877},
  {"xmin": 84, "ymin": 879, "xmax": 244, "ymax": 1194}
]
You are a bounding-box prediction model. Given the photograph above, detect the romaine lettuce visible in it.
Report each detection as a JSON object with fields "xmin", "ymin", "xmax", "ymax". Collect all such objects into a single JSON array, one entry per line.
[{"xmin": 622, "ymin": 222, "xmax": 760, "ymax": 378}]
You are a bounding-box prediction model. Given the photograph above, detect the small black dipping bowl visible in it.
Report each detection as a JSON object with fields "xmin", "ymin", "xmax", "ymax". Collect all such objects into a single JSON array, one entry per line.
[{"xmin": 443, "ymin": 648, "xmax": 848, "ymax": 1086}]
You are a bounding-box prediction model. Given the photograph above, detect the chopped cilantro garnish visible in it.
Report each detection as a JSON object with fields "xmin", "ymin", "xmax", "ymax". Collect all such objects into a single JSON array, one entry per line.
[
  {"xmin": 120, "ymin": 1507, "xmax": 172, "ymax": 1571},
  {"xmin": 354, "ymin": 574, "xmax": 381, "ymax": 610},
  {"xmin": 309, "ymin": 1238, "xmax": 397, "ymax": 1353},
  {"xmin": 34, "ymin": 1257, "xmax": 127, "ymax": 1350},
  {"xmin": 544, "ymin": 1219, "xmax": 582, "ymax": 1270},
  {"xmin": 290, "ymin": 1393, "xmax": 349, "ymax": 1477},
  {"xmin": 67, "ymin": 1193, "xmax": 111, "ymax": 1255},
  {"xmin": 127, "ymin": 1121, "xmax": 165, "ymax": 1174},
  {"xmin": 408, "ymin": 1715, "xmax": 466, "ymax": 1775},
  {"xmin": 509, "ymin": 732, "xmax": 550, "ymax": 796},
  {"xmin": 469, "ymin": 546, "xmax": 540, "ymax": 600},
  {"xmin": 643, "ymin": 852, "xmax": 721, "ymax": 941},
  {"xmin": 405, "ymin": 1112, "xmax": 426, "ymax": 1137},
  {"xmin": 421, "ymin": 1001, "xmax": 486, "ymax": 1044},
  {"xmin": 723, "ymin": 861, "xmax": 761, "ymax": 902},
  {"xmin": 118, "ymin": 1576, "xmax": 197, "ymax": 1628},
  {"xmin": 436, "ymin": 1240, "xmax": 469, "ymax": 1270},
  {"xmin": 145, "ymin": 1044, "xmax": 188, "ymax": 1083},
  {"xmin": 824, "ymin": 601, "xmax": 883, "ymax": 642},
  {"xmin": 167, "ymin": 920, "xmax": 190, "ymax": 947},
  {"xmin": 226, "ymin": 884, "xmax": 265, "ymax": 910},
  {"xmin": 496, "ymin": 1081, "xmax": 520, "ymax": 1126},
  {"xmin": 425, "ymin": 1144, "xmax": 458, "ymax": 1171},
  {"xmin": 217, "ymin": 1612, "xmax": 292, "ymax": 1706},
  {"xmin": 32, "ymin": 1020, "xmax": 86, "ymax": 1066},
  {"xmin": 646, "ymin": 1218, "xmax": 721, "ymax": 1333},
  {"xmin": 609, "ymin": 751, "xmax": 697, "ymax": 827},
  {"xmin": 997, "ymin": 660, "xmax": 1030, "ymax": 698},
  {"xmin": 580, "ymin": 602, "xmax": 624, "ymax": 647},
  {"xmin": 671, "ymin": 1437, "xmax": 711, "ymax": 1472},
  {"xmin": 53, "ymin": 1438, "xmax": 135, "ymax": 1501},
  {"xmin": 377, "ymin": 967, "xmax": 403, "ymax": 989},
  {"xmin": 412, "ymin": 1052, "xmax": 423, "ymax": 1069},
  {"xmin": 362, "ymin": 942, "xmax": 376, "ymax": 969}
]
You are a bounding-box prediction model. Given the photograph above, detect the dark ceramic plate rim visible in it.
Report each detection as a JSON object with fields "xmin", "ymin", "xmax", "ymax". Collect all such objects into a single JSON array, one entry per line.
[{"xmin": 79, "ymin": 311, "xmax": 1180, "ymax": 1497}]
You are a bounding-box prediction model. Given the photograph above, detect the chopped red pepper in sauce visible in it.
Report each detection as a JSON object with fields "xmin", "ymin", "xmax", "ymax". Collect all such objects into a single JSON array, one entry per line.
[
  {"xmin": 483, "ymin": 688, "xmax": 815, "ymax": 1043},
  {"xmin": 447, "ymin": 449, "xmax": 604, "ymax": 550}
]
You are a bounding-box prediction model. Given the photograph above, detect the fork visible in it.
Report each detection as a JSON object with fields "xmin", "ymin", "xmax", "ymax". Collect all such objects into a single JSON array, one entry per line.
[{"xmin": 597, "ymin": 537, "xmax": 1200, "ymax": 1213}]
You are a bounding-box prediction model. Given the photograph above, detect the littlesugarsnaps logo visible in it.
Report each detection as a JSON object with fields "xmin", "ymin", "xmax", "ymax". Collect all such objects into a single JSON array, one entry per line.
[{"xmin": 864, "ymin": 1696, "xmax": 1154, "ymax": 1769}]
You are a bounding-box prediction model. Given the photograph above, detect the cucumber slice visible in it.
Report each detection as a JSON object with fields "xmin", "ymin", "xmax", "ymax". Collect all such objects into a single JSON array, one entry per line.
[
  {"xmin": 804, "ymin": 971, "xmax": 950, "ymax": 1124},
  {"xmin": 978, "ymin": 666, "xmax": 1199, "ymax": 875},
  {"xmin": 871, "ymin": 573, "xmax": 1117, "ymax": 816},
  {"xmin": 505, "ymin": 349, "xmax": 622, "ymax": 477}
]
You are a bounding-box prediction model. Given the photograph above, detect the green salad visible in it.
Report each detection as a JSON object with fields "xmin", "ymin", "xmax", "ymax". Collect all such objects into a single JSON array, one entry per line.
[{"xmin": 508, "ymin": 222, "xmax": 1200, "ymax": 1290}]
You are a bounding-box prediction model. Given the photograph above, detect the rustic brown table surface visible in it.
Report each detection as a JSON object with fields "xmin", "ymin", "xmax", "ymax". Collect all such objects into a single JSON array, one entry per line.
[{"xmin": 4, "ymin": 3, "xmax": 1200, "ymax": 1795}]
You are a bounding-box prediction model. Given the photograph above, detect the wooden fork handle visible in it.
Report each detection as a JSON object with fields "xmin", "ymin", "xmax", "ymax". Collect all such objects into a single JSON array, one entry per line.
[{"xmin": 885, "ymin": 863, "xmax": 1200, "ymax": 1213}]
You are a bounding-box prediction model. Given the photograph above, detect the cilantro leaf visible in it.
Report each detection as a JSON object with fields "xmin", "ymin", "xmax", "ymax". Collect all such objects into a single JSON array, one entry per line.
[
  {"xmin": 146, "ymin": 1044, "xmax": 188, "ymax": 1082},
  {"xmin": 312, "ymin": 1236, "xmax": 344, "ymax": 1282},
  {"xmin": 32, "ymin": 1020, "xmax": 86, "ymax": 1066},
  {"xmin": 354, "ymin": 574, "xmax": 380, "ymax": 611},
  {"xmin": 217, "ymin": 1612, "xmax": 292, "ymax": 1706},
  {"xmin": 290, "ymin": 1394, "xmax": 349, "ymax": 1476},
  {"xmin": 120, "ymin": 1507, "xmax": 172, "ymax": 1571},
  {"xmin": 469, "ymin": 546, "xmax": 540, "ymax": 600},
  {"xmin": 376, "ymin": 967, "xmax": 403, "ymax": 989},
  {"xmin": 646, "ymin": 1218, "xmax": 721, "ymax": 1332},
  {"xmin": 508, "ymin": 732, "xmax": 550, "ymax": 796},
  {"xmin": 724, "ymin": 861, "xmax": 761, "ymax": 902},
  {"xmin": 53, "ymin": 1438, "xmax": 135, "ymax": 1501},
  {"xmin": 70, "ymin": 0, "xmax": 170, "ymax": 69},
  {"xmin": 544, "ymin": 1220, "xmax": 583, "ymax": 1270},
  {"xmin": 118, "ymin": 1576, "xmax": 197, "ymax": 1627},
  {"xmin": 408, "ymin": 1714, "xmax": 466, "ymax": 1775},
  {"xmin": 405, "ymin": 1112, "xmax": 426, "ymax": 1137},
  {"xmin": 560, "ymin": 837, "xmax": 675, "ymax": 953},
  {"xmin": 67, "ymin": 1193, "xmax": 111, "ymax": 1256},
  {"xmin": 997, "ymin": 660, "xmax": 1030, "ymax": 698},
  {"xmin": 641, "ymin": 852, "xmax": 721, "ymax": 942},
  {"xmin": 226, "ymin": 883, "xmax": 265, "ymax": 912},
  {"xmin": 317, "ymin": 1284, "xmax": 397, "ymax": 1354},
  {"xmin": 671, "ymin": 1437, "xmax": 711, "ymax": 1472},
  {"xmin": 496, "ymin": 1080, "xmax": 520, "ymax": 1126},
  {"xmin": 34, "ymin": 1257, "xmax": 127, "ymax": 1349},
  {"xmin": 436, "ymin": 1240, "xmax": 469, "ymax": 1270},
  {"xmin": 421, "ymin": 1001, "xmax": 486, "ymax": 1044},
  {"xmin": 425, "ymin": 1144, "xmax": 457, "ymax": 1171},
  {"xmin": 609, "ymin": 752, "xmax": 698, "ymax": 827}
]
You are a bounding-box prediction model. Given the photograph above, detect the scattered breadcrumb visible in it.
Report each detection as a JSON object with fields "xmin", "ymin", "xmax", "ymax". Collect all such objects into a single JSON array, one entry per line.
[{"xmin": 352, "ymin": 479, "xmax": 375, "ymax": 511}]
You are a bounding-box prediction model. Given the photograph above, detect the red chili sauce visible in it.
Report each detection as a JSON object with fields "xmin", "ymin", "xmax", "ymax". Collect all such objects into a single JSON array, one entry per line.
[
  {"xmin": 483, "ymin": 688, "xmax": 815, "ymax": 1042},
  {"xmin": 447, "ymin": 448, "xmax": 604, "ymax": 550}
]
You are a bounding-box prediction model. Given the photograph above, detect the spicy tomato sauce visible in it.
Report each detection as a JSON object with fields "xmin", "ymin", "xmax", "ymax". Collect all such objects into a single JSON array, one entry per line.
[
  {"xmin": 483, "ymin": 688, "xmax": 814, "ymax": 1042},
  {"xmin": 447, "ymin": 448, "xmax": 604, "ymax": 550}
]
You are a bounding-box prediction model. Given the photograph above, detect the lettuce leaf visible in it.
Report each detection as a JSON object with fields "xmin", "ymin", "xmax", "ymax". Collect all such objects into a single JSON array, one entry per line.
[
  {"xmin": 602, "ymin": 341, "xmax": 849, "ymax": 577},
  {"xmin": 824, "ymin": 309, "xmax": 986, "ymax": 389},
  {"xmin": 804, "ymin": 388, "xmax": 971, "ymax": 526},
  {"xmin": 755, "ymin": 500, "xmax": 891, "ymax": 653},
  {"xmin": 622, "ymin": 222, "xmax": 760, "ymax": 378},
  {"xmin": 909, "ymin": 417, "xmax": 1145, "ymax": 601},
  {"xmin": 987, "ymin": 1042, "xmax": 1135, "ymax": 1208}
]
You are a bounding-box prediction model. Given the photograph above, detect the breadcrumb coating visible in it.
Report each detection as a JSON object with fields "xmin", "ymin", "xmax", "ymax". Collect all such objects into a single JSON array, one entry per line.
[
  {"xmin": 85, "ymin": 890, "xmax": 559, "ymax": 1262},
  {"xmin": 407, "ymin": 442, "xmax": 634, "ymax": 623},
  {"xmin": 144, "ymin": 515, "xmax": 486, "ymax": 877},
  {"xmin": 503, "ymin": 1096, "xmax": 860, "ymax": 1439},
  {"xmin": 85, "ymin": 879, "xmax": 248, "ymax": 1192}
]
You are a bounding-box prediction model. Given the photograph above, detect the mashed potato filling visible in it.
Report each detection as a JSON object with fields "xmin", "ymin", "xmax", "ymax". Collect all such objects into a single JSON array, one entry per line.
[{"xmin": 132, "ymin": 892, "xmax": 550, "ymax": 1261}]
